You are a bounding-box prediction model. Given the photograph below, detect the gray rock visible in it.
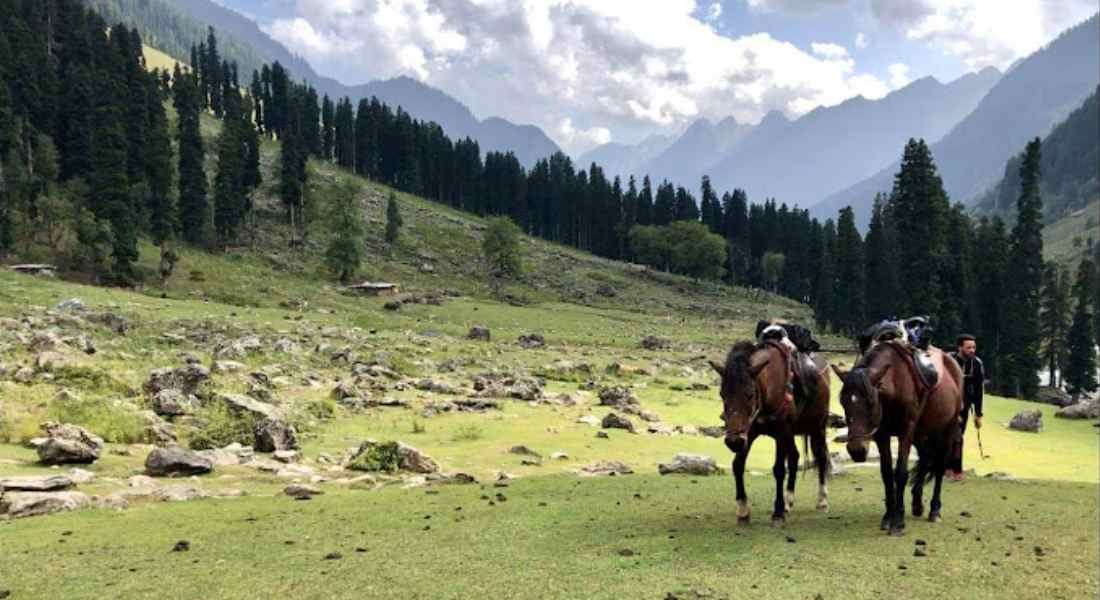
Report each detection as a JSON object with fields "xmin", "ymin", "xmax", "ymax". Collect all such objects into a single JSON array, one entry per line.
[
  {"xmin": 13, "ymin": 366, "xmax": 35, "ymax": 383},
  {"xmin": 0, "ymin": 475, "xmax": 74, "ymax": 492},
  {"xmin": 1035, "ymin": 387, "xmax": 1073, "ymax": 407},
  {"xmin": 36, "ymin": 422, "xmax": 104, "ymax": 465},
  {"xmin": 509, "ymin": 445, "xmax": 541, "ymax": 458},
  {"xmin": 145, "ymin": 447, "xmax": 214, "ymax": 477},
  {"xmin": 218, "ymin": 393, "xmax": 279, "ymax": 420},
  {"xmin": 698, "ymin": 425, "xmax": 725, "ymax": 438},
  {"xmin": 253, "ymin": 417, "xmax": 300, "ymax": 452},
  {"xmin": 0, "ymin": 491, "xmax": 90, "ymax": 519},
  {"xmin": 640, "ymin": 336, "xmax": 669, "ymax": 350},
  {"xmin": 145, "ymin": 364, "xmax": 210, "ymax": 397},
  {"xmin": 1009, "ymin": 410, "xmax": 1043, "ymax": 432},
  {"xmin": 1055, "ymin": 399, "xmax": 1100, "ymax": 420},
  {"xmin": 285, "ymin": 483, "xmax": 323, "ymax": 499},
  {"xmin": 601, "ymin": 412, "xmax": 637, "ymax": 433},
  {"xmin": 273, "ymin": 338, "xmax": 300, "ymax": 353},
  {"xmin": 141, "ymin": 411, "xmax": 178, "ymax": 446},
  {"xmin": 466, "ymin": 326, "xmax": 491, "ymax": 341},
  {"xmin": 576, "ymin": 415, "xmax": 601, "ymax": 426},
  {"xmin": 152, "ymin": 389, "xmax": 195, "ymax": 417},
  {"xmin": 197, "ymin": 448, "xmax": 241, "ymax": 467},
  {"xmin": 598, "ymin": 386, "xmax": 638, "ymax": 407},
  {"xmin": 273, "ymin": 449, "xmax": 301, "ymax": 463},
  {"xmin": 658, "ymin": 454, "xmax": 722, "ymax": 476},
  {"xmin": 211, "ymin": 360, "xmax": 246, "ymax": 374},
  {"xmin": 155, "ymin": 485, "xmax": 208, "ymax": 502},
  {"xmin": 579, "ymin": 461, "xmax": 633, "ymax": 476},
  {"xmin": 517, "ymin": 334, "xmax": 545, "ymax": 349},
  {"xmin": 56, "ymin": 298, "xmax": 86, "ymax": 312}
]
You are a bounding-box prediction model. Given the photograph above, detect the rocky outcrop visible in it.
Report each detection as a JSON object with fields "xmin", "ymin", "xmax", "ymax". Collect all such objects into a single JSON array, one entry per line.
[
  {"xmin": 346, "ymin": 441, "xmax": 440, "ymax": 474},
  {"xmin": 0, "ymin": 475, "xmax": 74, "ymax": 492},
  {"xmin": 0, "ymin": 491, "xmax": 90, "ymax": 519},
  {"xmin": 1055, "ymin": 399, "xmax": 1099, "ymax": 420},
  {"xmin": 253, "ymin": 418, "xmax": 300, "ymax": 453},
  {"xmin": 1009, "ymin": 410, "xmax": 1043, "ymax": 432},
  {"xmin": 601, "ymin": 412, "xmax": 637, "ymax": 433},
  {"xmin": 658, "ymin": 454, "xmax": 722, "ymax": 476}
]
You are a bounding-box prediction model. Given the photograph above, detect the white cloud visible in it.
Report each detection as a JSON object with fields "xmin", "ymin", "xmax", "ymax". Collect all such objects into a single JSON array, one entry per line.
[
  {"xmin": 267, "ymin": 0, "xmax": 896, "ymax": 153},
  {"xmin": 706, "ymin": 2, "xmax": 723, "ymax": 22},
  {"xmin": 557, "ymin": 118, "xmax": 612, "ymax": 153},
  {"xmin": 887, "ymin": 63, "xmax": 910, "ymax": 88},
  {"xmin": 746, "ymin": 0, "xmax": 850, "ymax": 14},
  {"xmin": 870, "ymin": 0, "xmax": 1097, "ymax": 70},
  {"xmin": 854, "ymin": 32, "xmax": 868, "ymax": 49}
]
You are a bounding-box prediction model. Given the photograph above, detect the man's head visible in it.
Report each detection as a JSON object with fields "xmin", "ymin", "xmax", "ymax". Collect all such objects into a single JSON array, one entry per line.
[{"xmin": 956, "ymin": 334, "xmax": 977, "ymax": 359}]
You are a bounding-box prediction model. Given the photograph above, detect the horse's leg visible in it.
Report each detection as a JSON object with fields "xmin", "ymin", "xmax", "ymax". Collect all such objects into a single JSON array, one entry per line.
[
  {"xmin": 732, "ymin": 432, "xmax": 758, "ymax": 525},
  {"xmin": 929, "ymin": 437, "xmax": 946, "ymax": 523},
  {"xmin": 812, "ymin": 432, "xmax": 830, "ymax": 512},
  {"xmin": 891, "ymin": 431, "xmax": 914, "ymax": 535},
  {"xmin": 876, "ymin": 434, "xmax": 895, "ymax": 531},
  {"xmin": 784, "ymin": 434, "xmax": 799, "ymax": 514},
  {"xmin": 911, "ymin": 441, "xmax": 927, "ymax": 518},
  {"xmin": 771, "ymin": 436, "xmax": 788, "ymax": 527}
]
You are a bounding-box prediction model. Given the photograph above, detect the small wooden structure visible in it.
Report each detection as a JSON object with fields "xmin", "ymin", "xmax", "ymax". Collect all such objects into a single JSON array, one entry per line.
[
  {"xmin": 9, "ymin": 264, "xmax": 57, "ymax": 277},
  {"xmin": 347, "ymin": 281, "xmax": 400, "ymax": 297}
]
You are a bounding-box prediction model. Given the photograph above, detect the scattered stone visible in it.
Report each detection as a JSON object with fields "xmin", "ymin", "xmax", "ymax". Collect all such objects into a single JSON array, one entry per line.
[
  {"xmin": 1055, "ymin": 399, "xmax": 1099, "ymax": 420},
  {"xmin": 346, "ymin": 441, "xmax": 440, "ymax": 474},
  {"xmin": 617, "ymin": 548, "xmax": 635, "ymax": 557},
  {"xmin": 598, "ymin": 386, "xmax": 638, "ymax": 407},
  {"xmin": 1009, "ymin": 410, "xmax": 1043, "ymax": 433},
  {"xmin": 647, "ymin": 422, "xmax": 677, "ymax": 435},
  {"xmin": 698, "ymin": 425, "xmax": 725, "ymax": 438},
  {"xmin": 253, "ymin": 417, "xmax": 300, "ymax": 453},
  {"xmin": 172, "ymin": 540, "xmax": 190, "ymax": 552},
  {"xmin": 0, "ymin": 491, "xmax": 90, "ymax": 519},
  {"xmin": 550, "ymin": 452, "xmax": 569, "ymax": 460},
  {"xmin": 68, "ymin": 468, "xmax": 96, "ymax": 484},
  {"xmin": 579, "ymin": 461, "xmax": 633, "ymax": 477},
  {"xmin": 37, "ymin": 422, "xmax": 104, "ymax": 465},
  {"xmin": 517, "ymin": 334, "xmax": 545, "ymax": 349},
  {"xmin": 383, "ymin": 301, "xmax": 402, "ymax": 311},
  {"xmin": 414, "ymin": 379, "xmax": 462, "ymax": 395},
  {"xmin": 56, "ymin": 298, "xmax": 85, "ymax": 312},
  {"xmin": 0, "ymin": 475, "xmax": 74, "ymax": 492},
  {"xmin": 641, "ymin": 336, "xmax": 669, "ymax": 350},
  {"xmin": 466, "ymin": 326, "xmax": 491, "ymax": 341},
  {"xmin": 155, "ymin": 485, "xmax": 208, "ymax": 502},
  {"xmin": 13, "ymin": 366, "xmax": 36, "ymax": 383},
  {"xmin": 601, "ymin": 412, "xmax": 637, "ymax": 433},
  {"xmin": 152, "ymin": 389, "xmax": 196, "ymax": 417},
  {"xmin": 145, "ymin": 447, "xmax": 214, "ymax": 477},
  {"xmin": 145, "ymin": 364, "xmax": 211, "ymax": 398},
  {"xmin": 658, "ymin": 454, "xmax": 722, "ymax": 476},
  {"xmin": 914, "ymin": 547, "xmax": 927, "ymax": 557},
  {"xmin": 508, "ymin": 445, "xmax": 541, "ymax": 458},
  {"xmin": 273, "ymin": 338, "xmax": 299, "ymax": 353},
  {"xmin": 596, "ymin": 431, "xmax": 610, "ymax": 439},
  {"xmin": 1035, "ymin": 387, "xmax": 1073, "ymax": 407},
  {"xmin": 273, "ymin": 450, "xmax": 301, "ymax": 464},
  {"xmin": 285, "ymin": 484, "xmax": 323, "ymax": 499},
  {"xmin": 211, "ymin": 360, "xmax": 246, "ymax": 374},
  {"xmin": 576, "ymin": 415, "xmax": 601, "ymax": 427}
]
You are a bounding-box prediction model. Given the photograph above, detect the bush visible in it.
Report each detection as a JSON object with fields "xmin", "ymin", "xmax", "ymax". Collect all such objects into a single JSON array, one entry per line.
[
  {"xmin": 47, "ymin": 398, "xmax": 145, "ymax": 444},
  {"xmin": 454, "ymin": 424, "xmax": 483, "ymax": 442},
  {"xmin": 187, "ymin": 403, "xmax": 256, "ymax": 450},
  {"xmin": 411, "ymin": 419, "xmax": 426, "ymax": 434},
  {"xmin": 347, "ymin": 441, "xmax": 402, "ymax": 472},
  {"xmin": 50, "ymin": 366, "xmax": 133, "ymax": 396},
  {"xmin": 304, "ymin": 396, "xmax": 337, "ymax": 421}
]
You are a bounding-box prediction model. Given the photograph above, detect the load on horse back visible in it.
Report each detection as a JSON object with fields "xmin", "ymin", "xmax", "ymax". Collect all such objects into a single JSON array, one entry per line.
[
  {"xmin": 708, "ymin": 322, "xmax": 830, "ymax": 526},
  {"xmin": 831, "ymin": 325, "xmax": 962, "ymax": 535}
]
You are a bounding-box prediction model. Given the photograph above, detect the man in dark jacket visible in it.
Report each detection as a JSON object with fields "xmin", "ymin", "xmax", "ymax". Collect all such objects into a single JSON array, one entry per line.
[{"xmin": 948, "ymin": 334, "xmax": 984, "ymax": 481}]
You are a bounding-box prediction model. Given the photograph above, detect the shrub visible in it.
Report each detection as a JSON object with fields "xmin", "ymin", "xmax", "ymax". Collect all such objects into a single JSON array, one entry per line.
[
  {"xmin": 50, "ymin": 366, "xmax": 133, "ymax": 396},
  {"xmin": 454, "ymin": 424, "xmax": 483, "ymax": 442},
  {"xmin": 411, "ymin": 419, "xmax": 426, "ymax": 434},
  {"xmin": 187, "ymin": 403, "xmax": 256, "ymax": 450},
  {"xmin": 47, "ymin": 398, "xmax": 145, "ymax": 444},
  {"xmin": 347, "ymin": 441, "xmax": 401, "ymax": 473}
]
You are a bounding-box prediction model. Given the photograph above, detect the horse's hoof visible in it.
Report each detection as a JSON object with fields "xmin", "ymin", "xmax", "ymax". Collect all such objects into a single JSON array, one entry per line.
[
  {"xmin": 888, "ymin": 527, "xmax": 906, "ymax": 537},
  {"xmin": 737, "ymin": 515, "xmax": 751, "ymax": 526},
  {"xmin": 912, "ymin": 504, "xmax": 924, "ymax": 518},
  {"xmin": 771, "ymin": 516, "xmax": 786, "ymax": 528},
  {"xmin": 880, "ymin": 516, "xmax": 891, "ymax": 530},
  {"xmin": 816, "ymin": 501, "xmax": 829, "ymax": 513},
  {"xmin": 928, "ymin": 512, "xmax": 942, "ymax": 523}
]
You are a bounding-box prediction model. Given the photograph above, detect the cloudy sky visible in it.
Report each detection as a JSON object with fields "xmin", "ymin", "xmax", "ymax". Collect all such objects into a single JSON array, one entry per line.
[{"xmin": 218, "ymin": 0, "xmax": 1098, "ymax": 154}]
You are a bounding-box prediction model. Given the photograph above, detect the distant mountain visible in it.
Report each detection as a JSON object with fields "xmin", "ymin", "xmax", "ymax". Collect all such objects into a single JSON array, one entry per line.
[
  {"xmin": 84, "ymin": 0, "xmax": 560, "ymax": 166},
  {"xmin": 816, "ymin": 13, "xmax": 1100, "ymax": 226},
  {"xmin": 703, "ymin": 67, "xmax": 1000, "ymax": 209},
  {"xmin": 577, "ymin": 134, "xmax": 672, "ymax": 179},
  {"xmin": 640, "ymin": 117, "xmax": 754, "ymax": 186},
  {"xmin": 975, "ymin": 87, "xmax": 1099, "ymax": 222}
]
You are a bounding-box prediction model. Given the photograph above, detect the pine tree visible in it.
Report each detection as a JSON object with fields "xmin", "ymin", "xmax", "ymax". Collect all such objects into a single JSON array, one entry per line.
[
  {"xmin": 249, "ymin": 70, "xmax": 264, "ymax": 134},
  {"xmin": 699, "ymin": 175, "xmax": 721, "ymax": 232},
  {"xmin": 213, "ymin": 93, "xmax": 246, "ymax": 245},
  {"xmin": 89, "ymin": 76, "xmax": 137, "ymax": 280},
  {"xmin": 0, "ymin": 78, "xmax": 11, "ymax": 256},
  {"xmin": 637, "ymin": 176, "xmax": 653, "ymax": 226},
  {"xmin": 324, "ymin": 181, "xmax": 365, "ymax": 284},
  {"xmin": 673, "ymin": 186, "xmax": 699, "ymax": 222},
  {"xmin": 57, "ymin": 64, "xmax": 95, "ymax": 181},
  {"xmin": 174, "ymin": 70, "xmax": 207, "ymax": 245},
  {"xmin": 321, "ymin": 94, "xmax": 335, "ymax": 160},
  {"xmin": 833, "ymin": 206, "xmax": 865, "ymax": 334},
  {"xmin": 722, "ymin": 189, "xmax": 750, "ymax": 285},
  {"xmin": 1064, "ymin": 257, "xmax": 1098, "ymax": 397},
  {"xmin": 973, "ymin": 216, "xmax": 1011, "ymax": 387},
  {"xmin": 483, "ymin": 216, "xmax": 523, "ymax": 295},
  {"xmin": 205, "ymin": 28, "xmax": 223, "ymax": 116},
  {"xmin": 385, "ymin": 190, "xmax": 402, "ymax": 250},
  {"xmin": 1039, "ymin": 263, "xmax": 1071, "ymax": 388},
  {"xmin": 1003, "ymin": 138, "xmax": 1045, "ymax": 398},
  {"xmin": 144, "ymin": 75, "xmax": 174, "ymax": 247},
  {"xmin": 814, "ymin": 219, "xmax": 837, "ymax": 330}
]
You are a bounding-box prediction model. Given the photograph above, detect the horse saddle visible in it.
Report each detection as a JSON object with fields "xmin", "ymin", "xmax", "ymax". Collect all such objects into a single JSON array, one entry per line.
[
  {"xmin": 911, "ymin": 348, "xmax": 939, "ymax": 391},
  {"xmin": 791, "ymin": 351, "xmax": 822, "ymax": 407}
]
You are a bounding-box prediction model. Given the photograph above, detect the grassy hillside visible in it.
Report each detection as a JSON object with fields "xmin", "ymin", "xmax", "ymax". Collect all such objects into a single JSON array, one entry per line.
[
  {"xmin": 143, "ymin": 44, "xmax": 183, "ymax": 73},
  {"xmin": 1043, "ymin": 199, "xmax": 1099, "ymax": 266}
]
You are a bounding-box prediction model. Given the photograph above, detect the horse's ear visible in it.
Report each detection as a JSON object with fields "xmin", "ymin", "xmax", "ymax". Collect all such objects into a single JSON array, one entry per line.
[
  {"xmin": 869, "ymin": 363, "xmax": 893, "ymax": 387},
  {"xmin": 749, "ymin": 359, "xmax": 770, "ymax": 377},
  {"xmin": 708, "ymin": 360, "xmax": 725, "ymax": 376},
  {"xmin": 830, "ymin": 364, "xmax": 849, "ymax": 381}
]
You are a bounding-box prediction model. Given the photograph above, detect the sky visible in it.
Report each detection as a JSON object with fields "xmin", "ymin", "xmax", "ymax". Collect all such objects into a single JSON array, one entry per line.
[{"xmin": 217, "ymin": 0, "xmax": 1099, "ymax": 155}]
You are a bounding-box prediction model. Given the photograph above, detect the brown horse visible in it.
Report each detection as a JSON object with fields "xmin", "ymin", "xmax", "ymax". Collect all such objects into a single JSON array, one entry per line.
[
  {"xmin": 831, "ymin": 341, "xmax": 962, "ymax": 535},
  {"xmin": 710, "ymin": 340, "xmax": 831, "ymax": 526}
]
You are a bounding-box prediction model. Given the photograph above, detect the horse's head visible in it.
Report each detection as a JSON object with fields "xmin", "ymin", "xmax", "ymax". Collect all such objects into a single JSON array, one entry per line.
[
  {"xmin": 830, "ymin": 363, "xmax": 891, "ymax": 462},
  {"xmin": 710, "ymin": 342, "xmax": 770, "ymax": 453}
]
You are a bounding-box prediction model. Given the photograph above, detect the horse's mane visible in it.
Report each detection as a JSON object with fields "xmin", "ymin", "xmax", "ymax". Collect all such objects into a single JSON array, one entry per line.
[
  {"xmin": 846, "ymin": 341, "xmax": 895, "ymax": 396},
  {"xmin": 722, "ymin": 341, "xmax": 759, "ymax": 388}
]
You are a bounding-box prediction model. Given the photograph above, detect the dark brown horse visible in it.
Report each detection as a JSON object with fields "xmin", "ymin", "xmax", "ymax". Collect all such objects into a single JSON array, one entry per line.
[
  {"xmin": 831, "ymin": 341, "xmax": 962, "ymax": 535},
  {"xmin": 710, "ymin": 341, "xmax": 831, "ymax": 526}
]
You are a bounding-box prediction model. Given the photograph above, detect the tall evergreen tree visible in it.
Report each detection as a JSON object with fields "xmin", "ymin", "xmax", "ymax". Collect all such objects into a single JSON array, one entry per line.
[
  {"xmin": 637, "ymin": 175, "xmax": 653, "ymax": 226},
  {"xmin": 1064, "ymin": 257, "xmax": 1098, "ymax": 397},
  {"xmin": 1003, "ymin": 138, "xmax": 1044, "ymax": 398},
  {"xmin": 814, "ymin": 219, "xmax": 838, "ymax": 330},
  {"xmin": 213, "ymin": 93, "xmax": 247, "ymax": 245},
  {"xmin": 144, "ymin": 76, "xmax": 174, "ymax": 247},
  {"xmin": 321, "ymin": 94, "xmax": 335, "ymax": 161},
  {"xmin": 174, "ymin": 70, "xmax": 207, "ymax": 245},
  {"xmin": 699, "ymin": 175, "xmax": 721, "ymax": 232},
  {"xmin": 833, "ymin": 206, "xmax": 865, "ymax": 334},
  {"xmin": 1039, "ymin": 262, "xmax": 1071, "ymax": 388},
  {"xmin": 89, "ymin": 76, "xmax": 137, "ymax": 279},
  {"xmin": 385, "ymin": 190, "xmax": 402, "ymax": 249},
  {"xmin": 972, "ymin": 216, "xmax": 1011, "ymax": 386}
]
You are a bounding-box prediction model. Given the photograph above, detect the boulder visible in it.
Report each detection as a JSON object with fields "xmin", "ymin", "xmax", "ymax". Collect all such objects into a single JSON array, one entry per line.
[
  {"xmin": 285, "ymin": 483, "xmax": 323, "ymax": 499},
  {"xmin": 346, "ymin": 441, "xmax": 440, "ymax": 474},
  {"xmin": 598, "ymin": 386, "xmax": 638, "ymax": 407},
  {"xmin": 1055, "ymin": 399, "xmax": 1100, "ymax": 420},
  {"xmin": 579, "ymin": 461, "xmax": 634, "ymax": 477},
  {"xmin": 601, "ymin": 412, "xmax": 637, "ymax": 433},
  {"xmin": 211, "ymin": 360, "xmax": 246, "ymax": 374},
  {"xmin": 640, "ymin": 336, "xmax": 669, "ymax": 350},
  {"xmin": 467, "ymin": 326, "xmax": 491, "ymax": 341},
  {"xmin": 145, "ymin": 447, "xmax": 214, "ymax": 477},
  {"xmin": 576, "ymin": 415, "xmax": 601, "ymax": 427},
  {"xmin": 196, "ymin": 448, "xmax": 241, "ymax": 467},
  {"xmin": 0, "ymin": 491, "xmax": 90, "ymax": 519},
  {"xmin": 273, "ymin": 338, "xmax": 300, "ymax": 353},
  {"xmin": 508, "ymin": 445, "xmax": 541, "ymax": 458},
  {"xmin": 155, "ymin": 485, "xmax": 209, "ymax": 502},
  {"xmin": 253, "ymin": 417, "xmax": 300, "ymax": 452},
  {"xmin": 152, "ymin": 389, "xmax": 195, "ymax": 417},
  {"xmin": 140, "ymin": 411, "xmax": 178, "ymax": 446},
  {"xmin": 0, "ymin": 475, "xmax": 74, "ymax": 492},
  {"xmin": 218, "ymin": 393, "xmax": 279, "ymax": 420},
  {"xmin": 36, "ymin": 422, "xmax": 104, "ymax": 465},
  {"xmin": 273, "ymin": 449, "xmax": 301, "ymax": 463},
  {"xmin": 698, "ymin": 425, "xmax": 724, "ymax": 438},
  {"xmin": 414, "ymin": 379, "xmax": 462, "ymax": 395},
  {"xmin": 1009, "ymin": 410, "xmax": 1043, "ymax": 433},
  {"xmin": 1036, "ymin": 387, "xmax": 1073, "ymax": 407},
  {"xmin": 144, "ymin": 364, "xmax": 210, "ymax": 397},
  {"xmin": 517, "ymin": 334, "xmax": 545, "ymax": 349},
  {"xmin": 658, "ymin": 454, "xmax": 722, "ymax": 476}
]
